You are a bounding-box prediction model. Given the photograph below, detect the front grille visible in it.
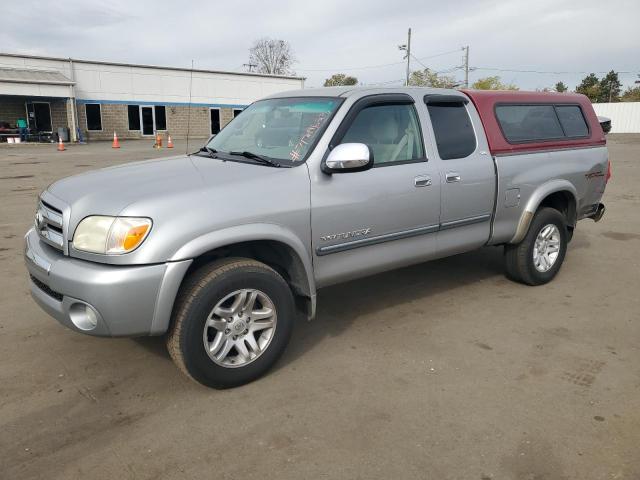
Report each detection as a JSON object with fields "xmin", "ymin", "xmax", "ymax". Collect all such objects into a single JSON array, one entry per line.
[
  {"xmin": 30, "ymin": 274, "xmax": 63, "ymax": 302},
  {"xmin": 35, "ymin": 199, "xmax": 65, "ymax": 251}
]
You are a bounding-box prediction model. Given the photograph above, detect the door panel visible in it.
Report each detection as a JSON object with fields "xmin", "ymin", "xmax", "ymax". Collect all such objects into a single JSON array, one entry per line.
[
  {"xmin": 311, "ymin": 163, "xmax": 440, "ymax": 287},
  {"xmin": 424, "ymin": 98, "xmax": 495, "ymax": 252},
  {"xmin": 310, "ymin": 95, "xmax": 441, "ymax": 287}
]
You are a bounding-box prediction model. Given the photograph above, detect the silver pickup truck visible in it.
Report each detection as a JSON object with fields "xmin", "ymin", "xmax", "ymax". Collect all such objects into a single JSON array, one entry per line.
[{"xmin": 25, "ymin": 87, "xmax": 609, "ymax": 388}]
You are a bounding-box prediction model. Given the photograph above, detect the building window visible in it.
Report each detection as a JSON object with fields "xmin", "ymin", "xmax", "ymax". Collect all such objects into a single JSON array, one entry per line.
[
  {"xmin": 426, "ymin": 102, "xmax": 476, "ymax": 160},
  {"xmin": 154, "ymin": 106, "xmax": 166, "ymax": 130},
  {"xmin": 211, "ymin": 108, "xmax": 221, "ymax": 134},
  {"xmin": 128, "ymin": 105, "xmax": 140, "ymax": 130},
  {"xmin": 233, "ymin": 108, "xmax": 243, "ymax": 118},
  {"xmin": 85, "ymin": 104, "xmax": 102, "ymax": 131}
]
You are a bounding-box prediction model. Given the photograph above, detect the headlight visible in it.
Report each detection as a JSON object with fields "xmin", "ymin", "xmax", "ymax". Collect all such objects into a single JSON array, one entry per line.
[{"xmin": 72, "ymin": 216, "xmax": 152, "ymax": 254}]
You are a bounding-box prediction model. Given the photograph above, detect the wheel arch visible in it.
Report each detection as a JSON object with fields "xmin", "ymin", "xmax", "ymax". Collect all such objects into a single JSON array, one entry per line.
[
  {"xmin": 166, "ymin": 224, "xmax": 316, "ymax": 322},
  {"xmin": 510, "ymin": 180, "xmax": 578, "ymax": 244}
]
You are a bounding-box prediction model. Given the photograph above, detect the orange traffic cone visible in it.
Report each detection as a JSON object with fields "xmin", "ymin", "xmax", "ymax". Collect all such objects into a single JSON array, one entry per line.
[
  {"xmin": 57, "ymin": 136, "xmax": 65, "ymax": 151},
  {"xmin": 112, "ymin": 131, "xmax": 120, "ymax": 148},
  {"xmin": 154, "ymin": 133, "xmax": 162, "ymax": 149},
  {"xmin": 167, "ymin": 134, "xmax": 174, "ymax": 148}
]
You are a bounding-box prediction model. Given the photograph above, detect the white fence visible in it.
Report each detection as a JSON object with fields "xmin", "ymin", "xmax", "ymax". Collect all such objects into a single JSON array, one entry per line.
[{"xmin": 592, "ymin": 102, "xmax": 640, "ymax": 133}]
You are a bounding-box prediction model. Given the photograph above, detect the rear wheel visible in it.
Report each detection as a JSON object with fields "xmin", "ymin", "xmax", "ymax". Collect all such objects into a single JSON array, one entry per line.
[
  {"xmin": 167, "ymin": 258, "xmax": 295, "ymax": 388},
  {"xmin": 505, "ymin": 208, "xmax": 568, "ymax": 285}
]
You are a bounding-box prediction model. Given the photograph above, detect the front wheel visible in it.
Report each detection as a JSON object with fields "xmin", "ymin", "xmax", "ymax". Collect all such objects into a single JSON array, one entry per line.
[
  {"xmin": 167, "ymin": 258, "xmax": 295, "ymax": 388},
  {"xmin": 505, "ymin": 208, "xmax": 568, "ymax": 286}
]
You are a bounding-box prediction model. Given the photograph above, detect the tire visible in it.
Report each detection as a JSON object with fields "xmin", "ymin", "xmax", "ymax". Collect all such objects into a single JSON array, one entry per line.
[
  {"xmin": 504, "ymin": 208, "xmax": 568, "ymax": 286},
  {"xmin": 566, "ymin": 226, "xmax": 574, "ymax": 243},
  {"xmin": 167, "ymin": 258, "xmax": 295, "ymax": 388}
]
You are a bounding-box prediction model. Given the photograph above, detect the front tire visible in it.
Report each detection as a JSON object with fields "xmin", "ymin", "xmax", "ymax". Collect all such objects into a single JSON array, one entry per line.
[
  {"xmin": 505, "ymin": 208, "xmax": 568, "ymax": 286},
  {"xmin": 167, "ymin": 258, "xmax": 295, "ymax": 388}
]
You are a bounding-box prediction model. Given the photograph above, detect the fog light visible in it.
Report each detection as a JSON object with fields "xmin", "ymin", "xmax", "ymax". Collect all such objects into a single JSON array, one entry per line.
[{"xmin": 69, "ymin": 303, "xmax": 99, "ymax": 331}]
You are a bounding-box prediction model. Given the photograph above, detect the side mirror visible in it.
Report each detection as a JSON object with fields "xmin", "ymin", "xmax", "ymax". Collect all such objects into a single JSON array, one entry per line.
[
  {"xmin": 598, "ymin": 116, "xmax": 611, "ymax": 134},
  {"xmin": 322, "ymin": 143, "xmax": 373, "ymax": 174}
]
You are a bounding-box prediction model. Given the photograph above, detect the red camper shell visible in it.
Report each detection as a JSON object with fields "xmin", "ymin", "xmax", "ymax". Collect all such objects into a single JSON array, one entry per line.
[{"xmin": 462, "ymin": 90, "xmax": 606, "ymax": 156}]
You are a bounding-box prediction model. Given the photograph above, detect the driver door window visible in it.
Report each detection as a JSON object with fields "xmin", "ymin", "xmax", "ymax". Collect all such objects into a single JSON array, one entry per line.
[{"xmin": 340, "ymin": 104, "xmax": 425, "ymax": 165}]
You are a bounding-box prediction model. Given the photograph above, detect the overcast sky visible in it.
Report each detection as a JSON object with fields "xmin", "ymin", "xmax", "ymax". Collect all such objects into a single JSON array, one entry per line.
[{"xmin": 1, "ymin": 0, "xmax": 638, "ymax": 90}]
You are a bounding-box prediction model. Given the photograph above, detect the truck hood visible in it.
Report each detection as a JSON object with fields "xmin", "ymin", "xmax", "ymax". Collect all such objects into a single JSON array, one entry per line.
[
  {"xmin": 43, "ymin": 153, "xmax": 311, "ymax": 265},
  {"xmin": 48, "ymin": 155, "xmax": 204, "ymax": 214},
  {"xmin": 47, "ymin": 154, "xmax": 285, "ymax": 216}
]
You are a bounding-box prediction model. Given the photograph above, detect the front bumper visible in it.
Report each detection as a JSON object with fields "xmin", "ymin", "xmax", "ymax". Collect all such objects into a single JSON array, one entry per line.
[{"xmin": 24, "ymin": 228, "xmax": 191, "ymax": 337}]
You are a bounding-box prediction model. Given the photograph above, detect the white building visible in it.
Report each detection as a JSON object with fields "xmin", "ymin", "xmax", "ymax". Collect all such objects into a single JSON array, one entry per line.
[{"xmin": 0, "ymin": 53, "xmax": 304, "ymax": 142}]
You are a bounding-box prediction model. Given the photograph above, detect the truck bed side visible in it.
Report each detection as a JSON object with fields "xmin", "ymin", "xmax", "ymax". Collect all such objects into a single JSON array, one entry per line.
[{"xmin": 463, "ymin": 90, "xmax": 608, "ymax": 244}]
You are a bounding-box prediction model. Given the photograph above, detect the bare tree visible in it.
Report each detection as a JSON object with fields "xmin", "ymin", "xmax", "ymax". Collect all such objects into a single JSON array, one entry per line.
[{"xmin": 249, "ymin": 38, "xmax": 296, "ymax": 75}]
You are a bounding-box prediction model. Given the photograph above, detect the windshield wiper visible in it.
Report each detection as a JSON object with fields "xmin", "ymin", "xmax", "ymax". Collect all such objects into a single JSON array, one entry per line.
[
  {"xmin": 193, "ymin": 146, "xmax": 218, "ymax": 158},
  {"xmin": 228, "ymin": 151, "xmax": 281, "ymax": 168}
]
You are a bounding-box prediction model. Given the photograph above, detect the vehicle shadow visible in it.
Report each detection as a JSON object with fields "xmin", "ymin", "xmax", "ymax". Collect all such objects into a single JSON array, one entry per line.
[
  {"xmin": 132, "ymin": 335, "xmax": 171, "ymax": 359},
  {"xmin": 275, "ymin": 245, "xmax": 507, "ymax": 370},
  {"xmin": 132, "ymin": 246, "xmax": 508, "ymax": 368}
]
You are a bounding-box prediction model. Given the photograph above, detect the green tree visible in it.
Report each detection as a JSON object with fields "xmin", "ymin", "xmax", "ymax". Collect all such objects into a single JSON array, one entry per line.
[
  {"xmin": 575, "ymin": 73, "xmax": 600, "ymax": 102},
  {"xmin": 323, "ymin": 73, "xmax": 358, "ymax": 87},
  {"xmin": 471, "ymin": 76, "xmax": 518, "ymax": 90},
  {"xmin": 408, "ymin": 68, "xmax": 458, "ymax": 88},
  {"xmin": 555, "ymin": 81, "xmax": 568, "ymax": 93},
  {"xmin": 598, "ymin": 70, "xmax": 622, "ymax": 102},
  {"xmin": 621, "ymin": 86, "xmax": 640, "ymax": 102}
]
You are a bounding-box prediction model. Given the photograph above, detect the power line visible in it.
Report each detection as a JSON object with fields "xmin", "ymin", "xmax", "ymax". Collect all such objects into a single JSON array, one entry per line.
[
  {"xmin": 473, "ymin": 67, "xmax": 636, "ymax": 75},
  {"xmin": 360, "ymin": 78, "xmax": 406, "ymax": 86},
  {"xmin": 409, "ymin": 53, "xmax": 430, "ymax": 70},
  {"xmin": 296, "ymin": 48, "xmax": 461, "ymax": 73},
  {"xmin": 416, "ymin": 48, "xmax": 463, "ymax": 61},
  {"xmin": 434, "ymin": 65, "xmax": 463, "ymax": 75},
  {"xmin": 297, "ymin": 60, "xmax": 404, "ymax": 73},
  {"xmin": 407, "ymin": 45, "xmax": 467, "ymax": 82},
  {"xmin": 408, "ymin": 57, "xmax": 463, "ymax": 75}
]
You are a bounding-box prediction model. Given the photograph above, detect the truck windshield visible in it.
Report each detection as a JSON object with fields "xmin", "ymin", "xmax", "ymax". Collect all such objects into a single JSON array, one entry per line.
[{"xmin": 206, "ymin": 97, "xmax": 341, "ymax": 165}]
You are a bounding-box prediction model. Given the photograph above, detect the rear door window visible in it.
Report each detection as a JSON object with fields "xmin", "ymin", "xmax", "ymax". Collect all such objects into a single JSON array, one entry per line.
[
  {"xmin": 495, "ymin": 105, "xmax": 564, "ymax": 142},
  {"xmin": 426, "ymin": 102, "xmax": 476, "ymax": 160},
  {"xmin": 555, "ymin": 105, "xmax": 589, "ymax": 137}
]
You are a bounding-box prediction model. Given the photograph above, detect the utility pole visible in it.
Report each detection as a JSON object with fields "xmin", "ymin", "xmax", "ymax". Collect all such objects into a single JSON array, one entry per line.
[
  {"xmin": 398, "ymin": 28, "xmax": 412, "ymax": 86},
  {"xmin": 406, "ymin": 28, "xmax": 411, "ymax": 86},
  {"xmin": 463, "ymin": 45, "xmax": 469, "ymax": 88}
]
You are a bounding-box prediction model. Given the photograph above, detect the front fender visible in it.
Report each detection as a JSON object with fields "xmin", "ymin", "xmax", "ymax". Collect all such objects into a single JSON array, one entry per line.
[
  {"xmin": 169, "ymin": 222, "xmax": 316, "ymax": 300},
  {"xmin": 510, "ymin": 180, "xmax": 578, "ymax": 244}
]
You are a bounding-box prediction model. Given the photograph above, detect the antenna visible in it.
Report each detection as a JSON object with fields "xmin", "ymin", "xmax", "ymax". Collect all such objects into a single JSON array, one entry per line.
[{"xmin": 185, "ymin": 59, "xmax": 194, "ymax": 154}]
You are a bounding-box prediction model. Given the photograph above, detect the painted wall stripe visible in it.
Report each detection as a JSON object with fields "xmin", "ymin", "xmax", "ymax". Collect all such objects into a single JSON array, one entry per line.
[{"xmin": 75, "ymin": 98, "xmax": 248, "ymax": 109}]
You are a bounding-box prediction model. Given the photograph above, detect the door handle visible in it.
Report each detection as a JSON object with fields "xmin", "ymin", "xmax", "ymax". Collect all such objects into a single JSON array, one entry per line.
[
  {"xmin": 446, "ymin": 172, "xmax": 461, "ymax": 183},
  {"xmin": 414, "ymin": 175, "xmax": 432, "ymax": 187}
]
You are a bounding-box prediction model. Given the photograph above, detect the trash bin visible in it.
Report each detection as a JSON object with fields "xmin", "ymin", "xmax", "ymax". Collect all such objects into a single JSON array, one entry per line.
[{"xmin": 58, "ymin": 127, "xmax": 70, "ymax": 142}]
